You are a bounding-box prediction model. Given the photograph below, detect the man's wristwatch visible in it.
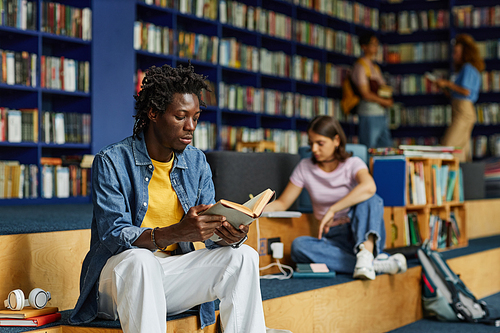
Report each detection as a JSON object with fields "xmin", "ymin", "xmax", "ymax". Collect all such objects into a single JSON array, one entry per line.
[{"xmin": 230, "ymin": 235, "xmax": 248, "ymax": 248}]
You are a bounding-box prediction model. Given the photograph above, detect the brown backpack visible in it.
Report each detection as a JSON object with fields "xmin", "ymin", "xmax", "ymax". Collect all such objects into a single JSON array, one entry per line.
[{"xmin": 341, "ymin": 58, "xmax": 380, "ymax": 115}]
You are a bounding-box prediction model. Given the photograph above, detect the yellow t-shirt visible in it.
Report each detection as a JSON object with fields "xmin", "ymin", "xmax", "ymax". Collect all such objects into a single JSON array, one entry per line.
[{"xmin": 141, "ymin": 156, "xmax": 184, "ymax": 251}]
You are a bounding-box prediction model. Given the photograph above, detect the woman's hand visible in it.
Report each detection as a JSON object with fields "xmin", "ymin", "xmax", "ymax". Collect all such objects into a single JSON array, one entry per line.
[
  {"xmin": 318, "ymin": 212, "xmax": 351, "ymax": 239},
  {"xmin": 318, "ymin": 208, "xmax": 335, "ymax": 239},
  {"xmin": 435, "ymin": 78, "xmax": 449, "ymax": 89}
]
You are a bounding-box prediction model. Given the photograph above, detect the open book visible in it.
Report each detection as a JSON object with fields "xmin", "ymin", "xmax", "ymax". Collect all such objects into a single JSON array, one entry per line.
[{"xmin": 203, "ymin": 188, "xmax": 275, "ymax": 242}]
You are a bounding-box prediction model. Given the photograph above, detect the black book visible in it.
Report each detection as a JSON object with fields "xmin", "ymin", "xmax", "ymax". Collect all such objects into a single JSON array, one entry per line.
[{"xmin": 14, "ymin": 51, "xmax": 22, "ymax": 85}]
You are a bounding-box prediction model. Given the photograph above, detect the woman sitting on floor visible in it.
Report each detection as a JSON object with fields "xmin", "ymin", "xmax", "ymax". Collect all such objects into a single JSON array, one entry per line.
[{"xmin": 265, "ymin": 115, "xmax": 406, "ymax": 280}]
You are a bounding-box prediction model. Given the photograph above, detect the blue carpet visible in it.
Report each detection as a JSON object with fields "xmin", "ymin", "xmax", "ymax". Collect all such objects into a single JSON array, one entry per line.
[
  {"xmin": 389, "ymin": 292, "xmax": 500, "ymax": 332},
  {"xmin": 0, "ymin": 204, "xmax": 92, "ymax": 234}
]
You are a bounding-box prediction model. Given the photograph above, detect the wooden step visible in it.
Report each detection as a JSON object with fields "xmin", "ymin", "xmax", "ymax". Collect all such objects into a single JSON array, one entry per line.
[{"xmin": 20, "ymin": 246, "xmax": 500, "ymax": 333}]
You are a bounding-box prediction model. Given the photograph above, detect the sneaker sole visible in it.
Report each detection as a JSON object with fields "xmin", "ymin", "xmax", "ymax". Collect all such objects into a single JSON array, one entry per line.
[
  {"xmin": 353, "ymin": 268, "xmax": 376, "ymax": 280},
  {"xmin": 392, "ymin": 253, "xmax": 407, "ymax": 274}
]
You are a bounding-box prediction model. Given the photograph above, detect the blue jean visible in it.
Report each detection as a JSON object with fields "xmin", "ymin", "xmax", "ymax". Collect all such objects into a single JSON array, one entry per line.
[
  {"xmin": 358, "ymin": 115, "xmax": 393, "ymax": 148},
  {"xmin": 291, "ymin": 194, "xmax": 386, "ymax": 274}
]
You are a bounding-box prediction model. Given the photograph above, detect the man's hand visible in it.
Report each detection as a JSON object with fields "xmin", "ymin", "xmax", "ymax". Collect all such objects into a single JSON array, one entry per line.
[
  {"xmin": 215, "ymin": 222, "xmax": 250, "ymax": 246},
  {"xmin": 174, "ymin": 204, "xmax": 226, "ymax": 242}
]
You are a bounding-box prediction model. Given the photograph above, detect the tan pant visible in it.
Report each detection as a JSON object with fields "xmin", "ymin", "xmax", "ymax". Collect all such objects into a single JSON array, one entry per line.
[{"xmin": 442, "ymin": 99, "xmax": 476, "ymax": 162}]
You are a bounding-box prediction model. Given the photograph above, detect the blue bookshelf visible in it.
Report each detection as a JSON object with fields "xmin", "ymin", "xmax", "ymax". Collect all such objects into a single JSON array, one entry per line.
[
  {"xmin": 380, "ymin": 0, "xmax": 500, "ymax": 157},
  {"xmin": 133, "ymin": 0, "xmax": 380, "ymax": 148},
  {"xmin": 0, "ymin": 0, "xmax": 93, "ymax": 206}
]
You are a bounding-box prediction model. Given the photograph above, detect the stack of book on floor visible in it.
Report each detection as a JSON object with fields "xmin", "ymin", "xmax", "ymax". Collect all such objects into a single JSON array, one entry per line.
[{"xmin": 0, "ymin": 306, "xmax": 61, "ymax": 327}]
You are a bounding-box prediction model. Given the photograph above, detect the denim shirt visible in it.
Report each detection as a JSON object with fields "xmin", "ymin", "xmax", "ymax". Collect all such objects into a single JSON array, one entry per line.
[{"xmin": 69, "ymin": 132, "xmax": 218, "ymax": 328}]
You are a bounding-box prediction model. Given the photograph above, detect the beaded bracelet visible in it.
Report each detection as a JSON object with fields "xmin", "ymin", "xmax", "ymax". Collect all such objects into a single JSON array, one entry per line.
[{"xmin": 151, "ymin": 227, "xmax": 168, "ymax": 251}]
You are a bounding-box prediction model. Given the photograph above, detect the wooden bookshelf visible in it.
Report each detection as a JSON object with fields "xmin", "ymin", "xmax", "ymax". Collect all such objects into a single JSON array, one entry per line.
[{"xmin": 373, "ymin": 155, "xmax": 468, "ymax": 251}]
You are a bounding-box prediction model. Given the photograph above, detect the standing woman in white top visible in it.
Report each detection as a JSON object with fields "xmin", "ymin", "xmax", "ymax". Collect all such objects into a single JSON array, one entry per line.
[{"xmin": 265, "ymin": 116, "xmax": 406, "ymax": 280}]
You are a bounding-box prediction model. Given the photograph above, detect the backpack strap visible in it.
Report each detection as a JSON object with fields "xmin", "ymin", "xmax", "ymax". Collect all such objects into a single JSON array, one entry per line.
[
  {"xmin": 356, "ymin": 57, "xmax": 381, "ymax": 79},
  {"xmin": 356, "ymin": 58, "xmax": 371, "ymax": 79}
]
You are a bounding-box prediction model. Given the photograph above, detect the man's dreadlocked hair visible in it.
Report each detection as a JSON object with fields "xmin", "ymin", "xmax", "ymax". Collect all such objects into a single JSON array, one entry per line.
[{"xmin": 133, "ymin": 63, "xmax": 210, "ymax": 138}]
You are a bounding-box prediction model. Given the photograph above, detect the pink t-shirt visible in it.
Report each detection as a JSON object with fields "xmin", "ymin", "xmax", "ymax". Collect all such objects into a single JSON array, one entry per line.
[{"xmin": 290, "ymin": 156, "xmax": 368, "ymax": 220}]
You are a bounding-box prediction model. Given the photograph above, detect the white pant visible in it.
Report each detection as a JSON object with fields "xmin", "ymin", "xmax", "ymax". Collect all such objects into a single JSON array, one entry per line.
[{"xmin": 97, "ymin": 245, "xmax": 266, "ymax": 333}]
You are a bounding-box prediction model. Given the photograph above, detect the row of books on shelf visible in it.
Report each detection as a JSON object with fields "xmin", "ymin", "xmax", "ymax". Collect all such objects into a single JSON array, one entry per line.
[
  {"xmin": 380, "ymin": 9, "xmax": 449, "ymax": 34},
  {"xmin": 41, "ymin": 111, "xmax": 91, "ymax": 144},
  {"xmin": 179, "ymin": 31, "xmax": 218, "ymax": 64},
  {"xmin": 296, "ymin": 0, "xmax": 379, "ymax": 30},
  {"xmin": 480, "ymin": 71, "xmax": 500, "ymax": 93},
  {"xmin": 133, "ymin": 21, "xmax": 174, "ymax": 56},
  {"xmin": 387, "ymin": 102, "xmax": 500, "ymax": 128},
  {"xmin": 40, "ymin": 56, "xmax": 90, "ymax": 93},
  {"xmin": 429, "ymin": 164, "xmax": 462, "ymax": 205},
  {"xmin": 221, "ymin": 1, "xmax": 293, "ymax": 41},
  {"xmin": 0, "ymin": 161, "xmax": 38, "ymax": 199},
  {"xmin": 0, "ymin": 108, "xmax": 38, "ymax": 143},
  {"xmin": 429, "ymin": 212, "xmax": 461, "ymax": 250},
  {"xmin": 401, "ymin": 212, "xmax": 461, "ymax": 250},
  {"xmin": 0, "ymin": 0, "xmax": 37, "ymax": 30},
  {"xmin": 192, "ymin": 121, "xmax": 216, "ymax": 151},
  {"xmin": 388, "ymin": 103, "xmax": 452, "ymax": 128},
  {"xmin": 41, "ymin": 163, "xmax": 90, "ymax": 199},
  {"xmin": 453, "ymin": 5, "xmax": 500, "ymax": 29},
  {"xmin": 0, "ymin": 50, "xmax": 37, "ymax": 87},
  {"xmin": 385, "ymin": 70, "xmax": 448, "ymax": 96},
  {"xmin": 0, "ymin": 108, "xmax": 91, "ymax": 144},
  {"xmin": 476, "ymin": 103, "xmax": 500, "ymax": 125},
  {"xmin": 472, "ymin": 135, "xmax": 500, "ymax": 159},
  {"xmin": 477, "ymin": 39, "xmax": 500, "ymax": 60},
  {"xmin": 41, "ymin": 2, "xmax": 92, "ymax": 40},
  {"xmin": 217, "ymin": 81, "xmax": 344, "ymax": 119},
  {"xmin": 139, "ymin": 0, "xmax": 216, "ymax": 20},
  {"xmin": 383, "ymin": 42, "xmax": 448, "ymax": 64},
  {"xmin": 139, "ymin": 0, "xmax": 379, "ymax": 30},
  {"xmin": 0, "ymin": 155, "xmax": 93, "ymax": 200},
  {"xmin": 220, "ymin": 40, "xmax": 358, "ymax": 81},
  {"xmin": 135, "ymin": 26, "xmax": 361, "ymax": 68},
  {"xmin": 219, "ymin": 125, "xmax": 308, "ymax": 154},
  {"xmin": 407, "ymin": 159, "xmax": 462, "ymax": 205}
]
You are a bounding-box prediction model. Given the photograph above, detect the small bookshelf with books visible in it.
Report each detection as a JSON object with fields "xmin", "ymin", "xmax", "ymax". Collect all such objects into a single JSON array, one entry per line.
[{"xmin": 371, "ymin": 145, "xmax": 467, "ymax": 251}]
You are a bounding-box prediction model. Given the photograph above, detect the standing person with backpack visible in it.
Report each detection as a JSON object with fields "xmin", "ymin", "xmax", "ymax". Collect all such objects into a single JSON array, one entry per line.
[{"xmin": 351, "ymin": 32, "xmax": 394, "ymax": 148}]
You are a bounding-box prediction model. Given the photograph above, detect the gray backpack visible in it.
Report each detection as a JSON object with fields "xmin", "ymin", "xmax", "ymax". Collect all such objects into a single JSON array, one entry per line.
[{"xmin": 417, "ymin": 242, "xmax": 500, "ymax": 326}]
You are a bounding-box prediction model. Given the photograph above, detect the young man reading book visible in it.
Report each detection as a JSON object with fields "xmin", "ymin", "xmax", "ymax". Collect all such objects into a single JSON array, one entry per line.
[{"xmin": 69, "ymin": 64, "xmax": 288, "ymax": 333}]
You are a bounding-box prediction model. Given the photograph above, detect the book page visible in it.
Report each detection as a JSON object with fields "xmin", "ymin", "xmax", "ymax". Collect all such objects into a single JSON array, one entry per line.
[{"xmin": 242, "ymin": 188, "xmax": 275, "ymax": 217}]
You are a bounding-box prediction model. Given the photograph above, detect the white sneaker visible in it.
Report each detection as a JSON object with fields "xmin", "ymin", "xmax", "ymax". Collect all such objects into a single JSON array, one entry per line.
[
  {"xmin": 373, "ymin": 253, "xmax": 407, "ymax": 275},
  {"xmin": 353, "ymin": 244, "xmax": 375, "ymax": 280}
]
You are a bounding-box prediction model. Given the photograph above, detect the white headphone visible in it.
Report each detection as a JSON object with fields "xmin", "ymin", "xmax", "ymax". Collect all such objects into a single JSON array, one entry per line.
[{"xmin": 3, "ymin": 289, "xmax": 51, "ymax": 311}]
